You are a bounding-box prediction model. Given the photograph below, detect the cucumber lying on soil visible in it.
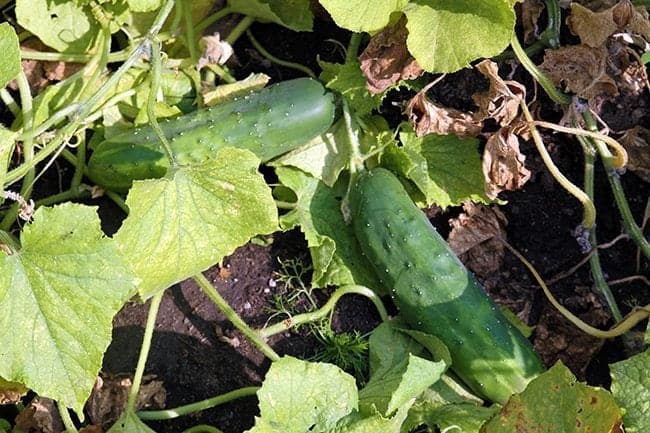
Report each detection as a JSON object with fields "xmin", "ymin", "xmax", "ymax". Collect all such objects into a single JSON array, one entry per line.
[
  {"xmin": 87, "ymin": 78, "xmax": 336, "ymax": 191},
  {"xmin": 349, "ymin": 167, "xmax": 545, "ymax": 404}
]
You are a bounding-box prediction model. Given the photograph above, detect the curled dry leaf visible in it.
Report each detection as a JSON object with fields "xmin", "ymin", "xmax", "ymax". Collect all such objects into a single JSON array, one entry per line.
[
  {"xmin": 473, "ymin": 60, "xmax": 526, "ymax": 127},
  {"xmin": 482, "ymin": 127, "xmax": 532, "ymax": 199},
  {"xmin": 85, "ymin": 373, "xmax": 166, "ymax": 429},
  {"xmin": 406, "ymin": 81, "xmax": 483, "ymax": 138},
  {"xmin": 197, "ymin": 33, "xmax": 234, "ymax": 70},
  {"xmin": 14, "ymin": 397, "xmax": 64, "ymax": 433},
  {"xmin": 619, "ymin": 126, "xmax": 650, "ymax": 182},
  {"xmin": 568, "ymin": 0, "xmax": 650, "ymax": 47},
  {"xmin": 0, "ymin": 377, "xmax": 28, "ymax": 404},
  {"xmin": 359, "ymin": 17, "xmax": 424, "ymax": 95},
  {"xmin": 19, "ymin": 40, "xmax": 83, "ymax": 94},
  {"xmin": 518, "ymin": 0, "xmax": 546, "ymax": 44},
  {"xmin": 539, "ymin": 44, "xmax": 618, "ymax": 110},
  {"xmin": 448, "ymin": 202, "xmax": 508, "ymax": 278}
]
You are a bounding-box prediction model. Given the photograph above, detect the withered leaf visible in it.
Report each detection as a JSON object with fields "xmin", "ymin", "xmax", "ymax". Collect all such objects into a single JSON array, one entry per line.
[
  {"xmin": 407, "ymin": 81, "xmax": 483, "ymax": 138},
  {"xmin": 568, "ymin": 0, "xmax": 650, "ymax": 47},
  {"xmin": 619, "ymin": 126, "xmax": 650, "ymax": 182},
  {"xmin": 0, "ymin": 377, "xmax": 28, "ymax": 404},
  {"xmin": 482, "ymin": 127, "xmax": 531, "ymax": 199},
  {"xmin": 197, "ymin": 33, "xmax": 233, "ymax": 70},
  {"xmin": 14, "ymin": 397, "xmax": 64, "ymax": 433},
  {"xmin": 518, "ymin": 0, "xmax": 546, "ymax": 44},
  {"xmin": 539, "ymin": 44, "xmax": 618, "ymax": 110},
  {"xmin": 86, "ymin": 373, "xmax": 166, "ymax": 429},
  {"xmin": 359, "ymin": 17, "xmax": 424, "ymax": 95},
  {"xmin": 448, "ymin": 202, "xmax": 508, "ymax": 278},
  {"xmin": 473, "ymin": 60, "xmax": 526, "ymax": 127}
]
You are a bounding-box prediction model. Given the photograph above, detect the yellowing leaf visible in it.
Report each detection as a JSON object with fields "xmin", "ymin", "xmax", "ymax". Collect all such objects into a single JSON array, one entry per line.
[{"xmin": 482, "ymin": 362, "xmax": 622, "ymax": 433}]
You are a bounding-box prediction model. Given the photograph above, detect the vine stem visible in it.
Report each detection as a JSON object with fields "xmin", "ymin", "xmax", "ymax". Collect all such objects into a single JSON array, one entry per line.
[
  {"xmin": 246, "ymin": 30, "xmax": 316, "ymax": 78},
  {"xmin": 503, "ymin": 238, "xmax": 650, "ymax": 339},
  {"xmin": 147, "ymin": 39, "xmax": 177, "ymax": 165},
  {"xmin": 57, "ymin": 401, "xmax": 79, "ymax": 433},
  {"xmin": 127, "ymin": 291, "xmax": 165, "ymax": 413},
  {"xmin": 137, "ymin": 386, "xmax": 259, "ymax": 420},
  {"xmin": 192, "ymin": 273, "xmax": 280, "ymax": 361},
  {"xmin": 225, "ymin": 15, "xmax": 255, "ymax": 45},
  {"xmin": 259, "ymin": 285, "xmax": 388, "ymax": 339},
  {"xmin": 519, "ymin": 100, "xmax": 596, "ymax": 228},
  {"xmin": 581, "ymin": 111, "xmax": 650, "ymax": 259}
]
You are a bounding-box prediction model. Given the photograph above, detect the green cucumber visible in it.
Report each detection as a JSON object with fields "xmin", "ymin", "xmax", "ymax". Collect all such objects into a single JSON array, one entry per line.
[
  {"xmin": 349, "ymin": 168, "xmax": 545, "ymax": 404},
  {"xmin": 87, "ymin": 78, "xmax": 336, "ymax": 191}
]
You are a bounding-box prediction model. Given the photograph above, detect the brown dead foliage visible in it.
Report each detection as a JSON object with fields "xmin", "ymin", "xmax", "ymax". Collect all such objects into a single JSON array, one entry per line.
[
  {"xmin": 517, "ymin": 0, "xmax": 546, "ymax": 44},
  {"xmin": 359, "ymin": 17, "xmax": 424, "ymax": 95},
  {"xmin": 448, "ymin": 202, "xmax": 508, "ymax": 278},
  {"xmin": 14, "ymin": 397, "xmax": 64, "ymax": 433},
  {"xmin": 568, "ymin": 0, "xmax": 650, "ymax": 47},
  {"xmin": 473, "ymin": 60, "xmax": 526, "ymax": 126},
  {"xmin": 619, "ymin": 126, "xmax": 650, "ymax": 182},
  {"xmin": 482, "ymin": 127, "xmax": 532, "ymax": 200}
]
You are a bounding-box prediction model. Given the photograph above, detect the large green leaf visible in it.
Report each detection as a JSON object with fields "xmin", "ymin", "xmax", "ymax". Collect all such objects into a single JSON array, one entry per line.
[
  {"xmin": 403, "ymin": 0, "xmax": 516, "ymax": 73},
  {"xmin": 482, "ymin": 362, "xmax": 622, "ymax": 433},
  {"xmin": 15, "ymin": 0, "xmax": 96, "ymax": 53},
  {"xmin": 0, "ymin": 23, "xmax": 20, "ymax": 89},
  {"xmin": 276, "ymin": 167, "xmax": 381, "ymax": 291},
  {"xmin": 318, "ymin": 0, "xmax": 408, "ymax": 32},
  {"xmin": 319, "ymin": 60, "xmax": 383, "ymax": 117},
  {"xmin": 610, "ymin": 349, "xmax": 650, "ymax": 432},
  {"xmin": 228, "ymin": 0, "xmax": 313, "ymax": 31},
  {"xmin": 0, "ymin": 204, "xmax": 135, "ymax": 415},
  {"xmin": 115, "ymin": 148, "xmax": 278, "ymax": 298},
  {"xmin": 246, "ymin": 356, "xmax": 358, "ymax": 433}
]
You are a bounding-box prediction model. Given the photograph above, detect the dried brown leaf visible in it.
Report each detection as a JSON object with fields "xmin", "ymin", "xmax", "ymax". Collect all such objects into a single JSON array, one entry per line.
[
  {"xmin": 79, "ymin": 426, "xmax": 104, "ymax": 433},
  {"xmin": 482, "ymin": 127, "xmax": 531, "ymax": 199},
  {"xmin": 407, "ymin": 82, "xmax": 483, "ymax": 138},
  {"xmin": 85, "ymin": 373, "xmax": 166, "ymax": 429},
  {"xmin": 0, "ymin": 377, "xmax": 28, "ymax": 404},
  {"xmin": 14, "ymin": 397, "xmax": 64, "ymax": 433},
  {"xmin": 518, "ymin": 0, "xmax": 546, "ymax": 44},
  {"xmin": 197, "ymin": 33, "xmax": 233, "ymax": 70},
  {"xmin": 359, "ymin": 17, "xmax": 424, "ymax": 95},
  {"xmin": 473, "ymin": 60, "xmax": 526, "ymax": 127},
  {"xmin": 448, "ymin": 202, "xmax": 508, "ymax": 278},
  {"xmin": 539, "ymin": 44, "xmax": 618, "ymax": 110},
  {"xmin": 568, "ymin": 0, "xmax": 650, "ymax": 47},
  {"xmin": 619, "ymin": 126, "xmax": 650, "ymax": 182},
  {"xmin": 18, "ymin": 39, "xmax": 83, "ymax": 94}
]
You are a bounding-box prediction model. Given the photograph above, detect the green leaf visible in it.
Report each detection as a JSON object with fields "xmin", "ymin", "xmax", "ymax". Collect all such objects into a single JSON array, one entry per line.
[
  {"xmin": 0, "ymin": 204, "xmax": 135, "ymax": 415},
  {"xmin": 246, "ymin": 356, "xmax": 358, "ymax": 433},
  {"xmin": 331, "ymin": 401, "xmax": 413, "ymax": 433},
  {"xmin": 318, "ymin": 0, "xmax": 408, "ymax": 32},
  {"xmin": 228, "ymin": 0, "xmax": 313, "ymax": 31},
  {"xmin": 115, "ymin": 148, "xmax": 278, "ymax": 298},
  {"xmin": 107, "ymin": 410, "xmax": 157, "ymax": 433},
  {"xmin": 381, "ymin": 130, "xmax": 491, "ymax": 208},
  {"xmin": 270, "ymin": 119, "xmax": 350, "ymax": 187},
  {"xmin": 403, "ymin": 0, "xmax": 516, "ymax": 73},
  {"xmin": 319, "ymin": 60, "xmax": 382, "ymax": 117},
  {"xmin": 276, "ymin": 167, "xmax": 382, "ymax": 291},
  {"xmin": 404, "ymin": 392, "xmax": 496, "ymax": 433},
  {"xmin": 482, "ymin": 362, "xmax": 622, "ymax": 433},
  {"xmin": 0, "ymin": 23, "xmax": 20, "ymax": 89},
  {"xmin": 127, "ymin": 0, "xmax": 163, "ymax": 12},
  {"xmin": 15, "ymin": 0, "xmax": 96, "ymax": 53},
  {"xmin": 359, "ymin": 353, "xmax": 445, "ymax": 416},
  {"xmin": 610, "ymin": 349, "xmax": 650, "ymax": 432}
]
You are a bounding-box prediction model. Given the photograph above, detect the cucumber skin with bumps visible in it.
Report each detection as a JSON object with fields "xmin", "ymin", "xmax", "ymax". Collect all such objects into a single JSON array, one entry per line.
[
  {"xmin": 87, "ymin": 78, "xmax": 336, "ymax": 191},
  {"xmin": 350, "ymin": 168, "xmax": 545, "ymax": 404}
]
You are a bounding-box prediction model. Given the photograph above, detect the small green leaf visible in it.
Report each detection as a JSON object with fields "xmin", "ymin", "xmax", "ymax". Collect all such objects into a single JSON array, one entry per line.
[
  {"xmin": 320, "ymin": 60, "xmax": 382, "ymax": 117},
  {"xmin": 246, "ymin": 356, "xmax": 357, "ymax": 433},
  {"xmin": 0, "ymin": 204, "xmax": 135, "ymax": 415},
  {"xmin": 359, "ymin": 353, "xmax": 445, "ymax": 416},
  {"xmin": 381, "ymin": 130, "xmax": 491, "ymax": 208},
  {"xmin": 115, "ymin": 148, "xmax": 278, "ymax": 298},
  {"xmin": 483, "ymin": 362, "xmax": 622, "ymax": 433},
  {"xmin": 276, "ymin": 167, "xmax": 381, "ymax": 291},
  {"xmin": 127, "ymin": 0, "xmax": 163, "ymax": 12},
  {"xmin": 228, "ymin": 0, "xmax": 313, "ymax": 31},
  {"xmin": 403, "ymin": 0, "xmax": 516, "ymax": 73},
  {"xmin": 107, "ymin": 410, "xmax": 157, "ymax": 433},
  {"xmin": 15, "ymin": 0, "xmax": 96, "ymax": 53},
  {"xmin": 318, "ymin": 0, "xmax": 408, "ymax": 32},
  {"xmin": 332, "ymin": 401, "xmax": 413, "ymax": 433},
  {"xmin": 610, "ymin": 349, "xmax": 650, "ymax": 432},
  {"xmin": 271, "ymin": 119, "xmax": 350, "ymax": 187},
  {"xmin": 0, "ymin": 23, "xmax": 20, "ymax": 89},
  {"xmin": 404, "ymin": 393, "xmax": 496, "ymax": 433}
]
